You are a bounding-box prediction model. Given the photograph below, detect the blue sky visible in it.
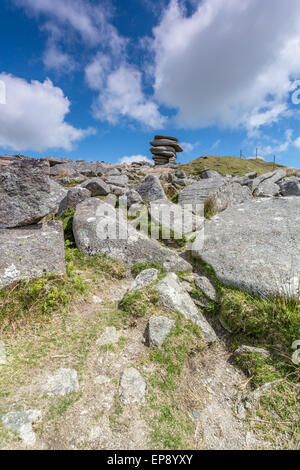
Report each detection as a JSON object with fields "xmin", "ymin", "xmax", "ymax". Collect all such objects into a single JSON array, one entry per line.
[{"xmin": 0, "ymin": 0, "xmax": 300, "ymax": 168}]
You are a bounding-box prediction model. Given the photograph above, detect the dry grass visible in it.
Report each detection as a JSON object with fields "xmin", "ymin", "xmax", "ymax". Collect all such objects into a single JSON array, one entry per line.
[{"xmin": 286, "ymin": 167, "xmax": 300, "ymax": 177}]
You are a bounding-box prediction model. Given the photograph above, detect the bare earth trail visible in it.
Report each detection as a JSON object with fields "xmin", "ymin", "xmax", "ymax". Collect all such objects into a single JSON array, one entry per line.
[{"xmin": 0, "ymin": 275, "xmax": 264, "ymax": 451}]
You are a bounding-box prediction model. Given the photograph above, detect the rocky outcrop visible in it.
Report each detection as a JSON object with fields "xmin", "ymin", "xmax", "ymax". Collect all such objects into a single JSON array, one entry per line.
[
  {"xmin": 81, "ymin": 178, "xmax": 110, "ymax": 196},
  {"xmin": 134, "ymin": 175, "xmax": 167, "ymax": 202},
  {"xmin": 213, "ymin": 182, "xmax": 253, "ymax": 211},
  {"xmin": 192, "ymin": 197, "xmax": 300, "ymax": 298},
  {"xmin": 0, "ymin": 221, "xmax": 66, "ymax": 288},
  {"xmin": 73, "ymin": 199, "xmax": 192, "ymax": 272},
  {"xmin": 58, "ymin": 187, "xmax": 91, "ymax": 216},
  {"xmin": 149, "ymin": 198, "xmax": 204, "ymax": 234},
  {"xmin": 150, "ymin": 135, "xmax": 183, "ymax": 166},
  {"xmin": 154, "ymin": 273, "xmax": 217, "ymax": 344},
  {"xmin": 0, "ymin": 159, "xmax": 65, "ymax": 229}
]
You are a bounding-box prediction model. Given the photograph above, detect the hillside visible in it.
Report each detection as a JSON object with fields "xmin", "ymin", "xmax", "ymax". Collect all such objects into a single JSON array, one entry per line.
[{"xmin": 182, "ymin": 155, "xmax": 286, "ymax": 177}]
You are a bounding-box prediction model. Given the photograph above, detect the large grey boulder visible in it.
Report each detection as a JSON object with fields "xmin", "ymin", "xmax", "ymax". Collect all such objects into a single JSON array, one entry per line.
[
  {"xmin": 1, "ymin": 410, "xmax": 41, "ymax": 446},
  {"xmin": 192, "ymin": 197, "xmax": 300, "ymax": 298},
  {"xmin": 43, "ymin": 368, "xmax": 79, "ymax": 396},
  {"xmin": 73, "ymin": 199, "xmax": 191, "ymax": 272},
  {"xmin": 253, "ymin": 180, "xmax": 280, "ymax": 197},
  {"xmin": 81, "ymin": 178, "xmax": 110, "ymax": 196},
  {"xmin": 104, "ymin": 175, "xmax": 129, "ymax": 187},
  {"xmin": 134, "ymin": 175, "xmax": 167, "ymax": 203},
  {"xmin": 280, "ymin": 177, "xmax": 300, "ymax": 197},
  {"xmin": 178, "ymin": 178, "xmax": 225, "ymax": 206},
  {"xmin": 0, "ymin": 221, "xmax": 66, "ymax": 289},
  {"xmin": 233, "ymin": 172, "xmax": 257, "ymax": 186},
  {"xmin": 48, "ymin": 180, "xmax": 68, "ymax": 213},
  {"xmin": 154, "ymin": 273, "xmax": 217, "ymax": 344},
  {"xmin": 0, "ymin": 159, "xmax": 64, "ymax": 229},
  {"xmin": 124, "ymin": 189, "xmax": 143, "ymax": 207},
  {"xmin": 74, "ymin": 161, "xmax": 106, "ymax": 177},
  {"xmin": 129, "ymin": 269, "xmax": 158, "ymax": 291},
  {"xmin": 213, "ymin": 182, "xmax": 252, "ymax": 211},
  {"xmin": 250, "ymin": 169, "xmax": 286, "ymax": 193},
  {"xmin": 146, "ymin": 316, "xmax": 174, "ymax": 348},
  {"xmin": 119, "ymin": 368, "xmax": 146, "ymax": 404},
  {"xmin": 58, "ymin": 187, "xmax": 91, "ymax": 216},
  {"xmin": 201, "ymin": 169, "xmax": 223, "ymax": 180},
  {"xmin": 194, "ymin": 275, "xmax": 217, "ymax": 301}
]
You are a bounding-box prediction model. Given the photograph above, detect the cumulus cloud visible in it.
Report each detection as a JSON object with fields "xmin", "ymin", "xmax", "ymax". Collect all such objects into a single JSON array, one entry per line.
[
  {"xmin": 91, "ymin": 64, "xmax": 166, "ymax": 129},
  {"xmin": 181, "ymin": 141, "xmax": 199, "ymax": 153},
  {"xmin": 152, "ymin": 0, "xmax": 300, "ymax": 132},
  {"xmin": 119, "ymin": 154, "xmax": 153, "ymax": 165},
  {"xmin": 0, "ymin": 73, "xmax": 94, "ymax": 152},
  {"xmin": 256, "ymin": 129, "xmax": 294, "ymax": 156}
]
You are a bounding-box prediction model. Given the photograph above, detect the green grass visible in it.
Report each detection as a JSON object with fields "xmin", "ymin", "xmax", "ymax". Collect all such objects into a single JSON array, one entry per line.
[
  {"xmin": 144, "ymin": 312, "xmax": 205, "ymax": 449},
  {"xmin": 183, "ymin": 155, "xmax": 285, "ymax": 177},
  {"xmin": 131, "ymin": 262, "xmax": 166, "ymax": 277},
  {"xmin": 119, "ymin": 287, "xmax": 160, "ymax": 318}
]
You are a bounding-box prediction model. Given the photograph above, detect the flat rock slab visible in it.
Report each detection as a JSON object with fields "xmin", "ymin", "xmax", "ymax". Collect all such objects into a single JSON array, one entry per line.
[
  {"xmin": 154, "ymin": 273, "xmax": 217, "ymax": 344},
  {"xmin": 146, "ymin": 316, "xmax": 175, "ymax": 348},
  {"xmin": 119, "ymin": 368, "xmax": 146, "ymax": 404},
  {"xmin": 0, "ymin": 221, "xmax": 66, "ymax": 289},
  {"xmin": 129, "ymin": 269, "xmax": 158, "ymax": 291},
  {"xmin": 192, "ymin": 197, "xmax": 300, "ymax": 298},
  {"xmin": 1, "ymin": 410, "xmax": 41, "ymax": 446},
  {"xmin": 73, "ymin": 199, "xmax": 192, "ymax": 273},
  {"xmin": 178, "ymin": 179, "xmax": 225, "ymax": 206},
  {"xmin": 43, "ymin": 368, "xmax": 79, "ymax": 396},
  {"xmin": 81, "ymin": 178, "xmax": 110, "ymax": 196},
  {"xmin": 96, "ymin": 327, "xmax": 121, "ymax": 346}
]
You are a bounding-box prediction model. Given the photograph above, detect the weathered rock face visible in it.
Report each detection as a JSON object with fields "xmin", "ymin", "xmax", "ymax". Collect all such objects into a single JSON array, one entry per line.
[
  {"xmin": 81, "ymin": 178, "xmax": 110, "ymax": 196},
  {"xmin": 104, "ymin": 175, "xmax": 129, "ymax": 187},
  {"xmin": 253, "ymin": 180, "xmax": 280, "ymax": 197},
  {"xmin": 58, "ymin": 187, "xmax": 91, "ymax": 216},
  {"xmin": 178, "ymin": 178, "xmax": 225, "ymax": 206},
  {"xmin": 134, "ymin": 175, "xmax": 167, "ymax": 203},
  {"xmin": 124, "ymin": 189, "xmax": 143, "ymax": 207},
  {"xmin": 73, "ymin": 199, "xmax": 192, "ymax": 272},
  {"xmin": 280, "ymin": 177, "xmax": 300, "ymax": 197},
  {"xmin": 154, "ymin": 273, "xmax": 217, "ymax": 344},
  {"xmin": 0, "ymin": 221, "xmax": 66, "ymax": 288},
  {"xmin": 50, "ymin": 161, "xmax": 106, "ymax": 178},
  {"xmin": 129, "ymin": 269, "xmax": 158, "ymax": 291},
  {"xmin": 45, "ymin": 156, "xmax": 73, "ymax": 167},
  {"xmin": 250, "ymin": 169, "xmax": 286, "ymax": 193},
  {"xmin": 43, "ymin": 368, "xmax": 79, "ymax": 396},
  {"xmin": 213, "ymin": 182, "xmax": 253, "ymax": 211},
  {"xmin": 201, "ymin": 169, "xmax": 224, "ymax": 180},
  {"xmin": 0, "ymin": 159, "xmax": 63, "ymax": 229},
  {"xmin": 194, "ymin": 275, "xmax": 217, "ymax": 301},
  {"xmin": 150, "ymin": 139, "xmax": 183, "ymax": 153},
  {"xmin": 119, "ymin": 368, "xmax": 146, "ymax": 404},
  {"xmin": 1, "ymin": 410, "xmax": 41, "ymax": 446},
  {"xmin": 192, "ymin": 197, "xmax": 300, "ymax": 298},
  {"xmin": 146, "ymin": 315, "xmax": 175, "ymax": 348},
  {"xmin": 149, "ymin": 199, "xmax": 204, "ymax": 234}
]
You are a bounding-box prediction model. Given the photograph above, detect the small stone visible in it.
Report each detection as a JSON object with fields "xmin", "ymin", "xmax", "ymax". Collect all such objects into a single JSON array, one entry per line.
[
  {"xmin": 43, "ymin": 368, "xmax": 79, "ymax": 396},
  {"xmin": 0, "ymin": 341, "xmax": 7, "ymax": 365},
  {"xmin": 119, "ymin": 368, "xmax": 146, "ymax": 404},
  {"xmin": 1, "ymin": 410, "xmax": 41, "ymax": 446},
  {"xmin": 146, "ymin": 316, "xmax": 175, "ymax": 348},
  {"xmin": 88, "ymin": 426, "xmax": 101, "ymax": 441},
  {"xmin": 194, "ymin": 275, "xmax": 217, "ymax": 301},
  {"xmin": 94, "ymin": 375, "xmax": 111, "ymax": 385},
  {"xmin": 129, "ymin": 269, "xmax": 158, "ymax": 291},
  {"xmin": 92, "ymin": 295, "xmax": 102, "ymax": 304},
  {"xmin": 96, "ymin": 327, "xmax": 121, "ymax": 346},
  {"xmin": 109, "ymin": 287, "xmax": 127, "ymax": 301},
  {"xmin": 234, "ymin": 345, "xmax": 271, "ymax": 358}
]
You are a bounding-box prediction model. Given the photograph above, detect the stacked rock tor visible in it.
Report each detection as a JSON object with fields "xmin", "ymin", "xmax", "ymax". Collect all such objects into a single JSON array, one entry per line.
[{"xmin": 150, "ymin": 135, "xmax": 183, "ymax": 166}]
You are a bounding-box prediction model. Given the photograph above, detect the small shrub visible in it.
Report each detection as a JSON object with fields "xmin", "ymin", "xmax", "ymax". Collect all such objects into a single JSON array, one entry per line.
[{"xmin": 119, "ymin": 288, "xmax": 160, "ymax": 317}]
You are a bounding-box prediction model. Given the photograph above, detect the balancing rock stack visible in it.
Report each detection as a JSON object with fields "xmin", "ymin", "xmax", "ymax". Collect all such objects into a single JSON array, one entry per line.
[{"xmin": 150, "ymin": 135, "xmax": 183, "ymax": 166}]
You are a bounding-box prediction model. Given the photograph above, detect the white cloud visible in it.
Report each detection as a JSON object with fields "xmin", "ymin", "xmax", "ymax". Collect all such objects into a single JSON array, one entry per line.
[
  {"xmin": 257, "ymin": 129, "xmax": 294, "ymax": 156},
  {"xmin": 152, "ymin": 0, "xmax": 300, "ymax": 132},
  {"xmin": 91, "ymin": 64, "xmax": 166, "ymax": 129},
  {"xmin": 0, "ymin": 73, "xmax": 94, "ymax": 152},
  {"xmin": 181, "ymin": 141, "xmax": 199, "ymax": 153},
  {"xmin": 43, "ymin": 43, "xmax": 75, "ymax": 72},
  {"xmin": 293, "ymin": 137, "xmax": 300, "ymax": 149},
  {"xmin": 85, "ymin": 53, "xmax": 112, "ymax": 91},
  {"xmin": 119, "ymin": 155, "xmax": 153, "ymax": 165}
]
